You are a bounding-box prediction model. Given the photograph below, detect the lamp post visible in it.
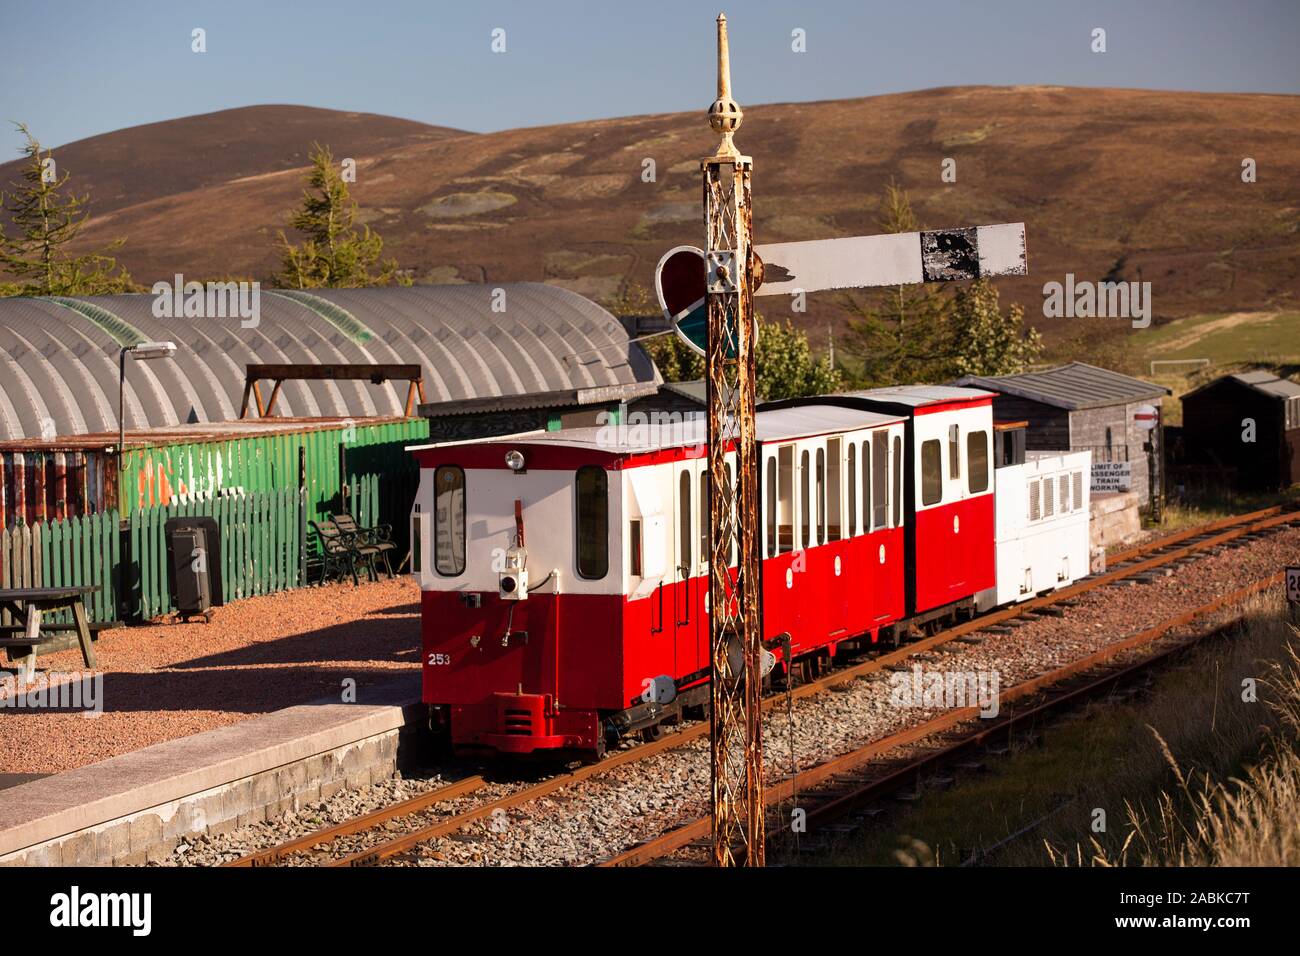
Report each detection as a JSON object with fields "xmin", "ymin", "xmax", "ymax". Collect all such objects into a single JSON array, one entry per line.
[{"xmin": 119, "ymin": 341, "xmax": 177, "ymax": 464}]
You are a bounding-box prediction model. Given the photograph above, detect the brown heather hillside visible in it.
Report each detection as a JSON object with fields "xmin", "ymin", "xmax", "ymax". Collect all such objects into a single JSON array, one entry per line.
[
  {"xmin": 6, "ymin": 88, "xmax": 1299, "ymax": 342},
  {"xmin": 0, "ymin": 105, "xmax": 465, "ymax": 219}
]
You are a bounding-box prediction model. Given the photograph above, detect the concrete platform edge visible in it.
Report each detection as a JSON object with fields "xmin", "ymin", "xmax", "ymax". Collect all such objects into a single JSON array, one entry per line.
[{"xmin": 0, "ymin": 675, "xmax": 423, "ymax": 864}]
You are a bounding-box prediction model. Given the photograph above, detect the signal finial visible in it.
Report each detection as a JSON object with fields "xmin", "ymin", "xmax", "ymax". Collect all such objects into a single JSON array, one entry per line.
[{"xmin": 707, "ymin": 13, "xmax": 743, "ymax": 161}]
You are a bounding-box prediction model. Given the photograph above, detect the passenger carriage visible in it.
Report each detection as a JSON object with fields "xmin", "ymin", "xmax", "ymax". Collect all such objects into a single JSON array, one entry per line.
[
  {"xmin": 408, "ymin": 385, "xmax": 1092, "ymax": 759},
  {"xmin": 767, "ymin": 386, "xmax": 999, "ymax": 626}
]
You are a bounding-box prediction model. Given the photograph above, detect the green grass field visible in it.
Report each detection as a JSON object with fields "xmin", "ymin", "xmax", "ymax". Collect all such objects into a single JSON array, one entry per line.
[
  {"xmin": 1130, "ymin": 310, "xmax": 1300, "ymax": 367},
  {"xmin": 1098, "ymin": 310, "xmax": 1300, "ymax": 426}
]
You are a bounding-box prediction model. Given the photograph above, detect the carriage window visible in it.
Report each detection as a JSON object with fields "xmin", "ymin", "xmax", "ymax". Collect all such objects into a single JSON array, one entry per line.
[
  {"xmin": 778, "ymin": 445, "xmax": 794, "ymax": 554},
  {"xmin": 699, "ymin": 470, "xmax": 708, "ymax": 569},
  {"xmin": 816, "ymin": 447, "xmax": 826, "ymax": 545},
  {"xmin": 872, "ymin": 431, "xmax": 889, "ymax": 529},
  {"xmin": 893, "ymin": 436, "xmax": 903, "ymax": 526},
  {"xmin": 766, "ymin": 456, "xmax": 777, "ymax": 556},
  {"xmin": 921, "ymin": 440, "xmax": 942, "ymax": 506},
  {"xmin": 576, "ymin": 466, "xmax": 608, "ymax": 579},
  {"xmin": 678, "ymin": 470, "xmax": 692, "ymax": 574},
  {"xmin": 967, "ymin": 430, "xmax": 989, "ymax": 493},
  {"xmin": 800, "ymin": 449, "xmax": 811, "ymax": 549},
  {"xmin": 846, "ymin": 443, "xmax": 857, "ymax": 537},
  {"xmin": 434, "ymin": 466, "xmax": 466, "ymax": 576},
  {"xmin": 629, "ymin": 519, "xmax": 642, "ymax": 577},
  {"xmin": 826, "ymin": 439, "xmax": 842, "ymax": 542},
  {"xmin": 861, "ymin": 440, "xmax": 870, "ymax": 533},
  {"xmin": 949, "ymin": 424, "xmax": 960, "ymax": 480}
]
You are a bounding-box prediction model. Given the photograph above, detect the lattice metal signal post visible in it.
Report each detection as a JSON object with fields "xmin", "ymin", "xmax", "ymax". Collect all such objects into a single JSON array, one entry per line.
[
  {"xmin": 703, "ymin": 12, "xmax": 764, "ymax": 868},
  {"xmin": 687, "ymin": 11, "xmax": 1030, "ymax": 869}
]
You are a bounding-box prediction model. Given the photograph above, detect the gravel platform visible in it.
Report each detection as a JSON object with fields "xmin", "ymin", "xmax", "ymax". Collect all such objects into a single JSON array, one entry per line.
[{"xmin": 0, "ymin": 578, "xmax": 421, "ymax": 774}]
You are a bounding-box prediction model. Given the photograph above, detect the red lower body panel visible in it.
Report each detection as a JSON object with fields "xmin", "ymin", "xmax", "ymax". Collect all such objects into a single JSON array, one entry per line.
[
  {"xmin": 452, "ymin": 693, "xmax": 602, "ymax": 753},
  {"xmin": 913, "ymin": 496, "xmax": 995, "ymax": 613},
  {"xmin": 423, "ymin": 531, "xmax": 910, "ymax": 755}
]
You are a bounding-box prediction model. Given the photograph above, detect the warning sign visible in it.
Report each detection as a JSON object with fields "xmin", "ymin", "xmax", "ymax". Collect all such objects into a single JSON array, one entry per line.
[{"xmin": 1091, "ymin": 461, "xmax": 1132, "ymax": 493}]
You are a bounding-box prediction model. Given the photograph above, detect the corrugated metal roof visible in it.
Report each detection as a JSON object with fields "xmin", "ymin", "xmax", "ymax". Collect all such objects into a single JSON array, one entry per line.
[
  {"xmin": 0, "ymin": 283, "xmax": 660, "ymax": 442},
  {"xmin": 953, "ymin": 362, "xmax": 1168, "ymax": 410},
  {"xmin": 662, "ymin": 380, "xmax": 707, "ymax": 405},
  {"xmin": 1226, "ymin": 370, "xmax": 1300, "ymax": 400}
]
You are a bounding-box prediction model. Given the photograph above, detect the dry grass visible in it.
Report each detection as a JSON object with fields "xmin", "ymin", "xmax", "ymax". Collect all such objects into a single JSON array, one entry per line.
[
  {"xmin": 1153, "ymin": 486, "xmax": 1300, "ymax": 535},
  {"xmin": 1051, "ymin": 619, "xmax": 1300, "ymax": 866},
  {"xmin": 821, "ymin": 593, "xmax": 1300, "ymax": 867}
]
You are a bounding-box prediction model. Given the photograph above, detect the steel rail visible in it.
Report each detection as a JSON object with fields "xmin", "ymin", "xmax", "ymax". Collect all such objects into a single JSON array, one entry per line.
[{"xmin": 224, "ymin": 775, "xmax": 489, "ymax": 867}]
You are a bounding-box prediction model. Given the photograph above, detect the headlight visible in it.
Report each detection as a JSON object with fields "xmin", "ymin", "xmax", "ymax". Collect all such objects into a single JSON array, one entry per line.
[{"xmin": 505, "ymin": 450, "xmax": 526, "ymax": 472}]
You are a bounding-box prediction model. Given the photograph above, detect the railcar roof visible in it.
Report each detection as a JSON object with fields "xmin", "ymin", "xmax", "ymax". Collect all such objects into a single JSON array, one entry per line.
[
  {"xmin": 408, "ymin": 403, "xmax": 902, "ymax": 456},
  {"xmin": 838, "ymin": 385, "xmax": 995, "ymax": 406}
]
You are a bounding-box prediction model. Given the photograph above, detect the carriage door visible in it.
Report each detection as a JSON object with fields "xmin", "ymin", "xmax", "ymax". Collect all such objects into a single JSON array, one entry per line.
[
  {"xmin": 671, "ymin": 464, "xmax": 695, "ymax": 676},
  {"xmin": 825, "ymin": 437, "xmax": 849, "ymax": 642}
]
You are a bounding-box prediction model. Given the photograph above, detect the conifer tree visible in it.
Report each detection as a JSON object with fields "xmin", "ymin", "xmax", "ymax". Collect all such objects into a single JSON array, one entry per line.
[
  {"xmin": 0, "ymin": 123, "xmax": 136, "ymax": 296},
  {"xmin": 946, "ymin": 278, "xmax": 1043, "ymax": 376},
  {"xmin": 755, "ymin": 316, "xmax": 841, "ymax": 400},
  {"xmin": 276, "ymin": 143, "xmax": 407, "ymax": 288}
]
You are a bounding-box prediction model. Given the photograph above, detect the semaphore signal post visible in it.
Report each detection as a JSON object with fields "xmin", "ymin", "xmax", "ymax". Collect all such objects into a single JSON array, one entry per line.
[
  {"xmin": 703, "ymin": 12, "xmax": 764, "ymax": 868},
  {"xmin": 694, "ymin": 12, "xmax": 1029, "ymax": 869}
]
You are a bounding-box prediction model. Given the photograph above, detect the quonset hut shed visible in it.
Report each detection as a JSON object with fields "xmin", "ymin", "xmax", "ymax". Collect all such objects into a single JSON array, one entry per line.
[
  {"xmin": 0, "ymin": 283, "xmax": 659, "ymax": 436},
  {"xmin": 0, "ymin": 283, "xmax": 660, "ymax": 526}
]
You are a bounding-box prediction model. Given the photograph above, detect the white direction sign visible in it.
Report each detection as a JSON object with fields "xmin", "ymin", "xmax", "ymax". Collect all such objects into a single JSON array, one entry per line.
[
  {"xmin": 656, "ymin": 222, "xmax": 1028, "ymax": 355},
  {"xmin": 754, "ymin": 222, "xmax": 1026, "ymax": 297}
]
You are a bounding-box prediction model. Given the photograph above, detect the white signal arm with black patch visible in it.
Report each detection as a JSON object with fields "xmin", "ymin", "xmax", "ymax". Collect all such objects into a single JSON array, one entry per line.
[{"xmin": 753, "ymin": 222, "xmax": 1026, "ymax": 297}]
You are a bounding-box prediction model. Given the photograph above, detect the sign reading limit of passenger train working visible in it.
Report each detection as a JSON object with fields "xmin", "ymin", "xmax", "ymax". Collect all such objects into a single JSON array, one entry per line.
[{"xmin": 1091, "ymin": 461, "xmax": 1133, "ymax": 493}]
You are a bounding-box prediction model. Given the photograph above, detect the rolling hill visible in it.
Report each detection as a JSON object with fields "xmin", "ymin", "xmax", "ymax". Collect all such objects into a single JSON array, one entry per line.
[{"xmin": 5, "ymin": 88, "xmax": 1299, "ymax": 343}]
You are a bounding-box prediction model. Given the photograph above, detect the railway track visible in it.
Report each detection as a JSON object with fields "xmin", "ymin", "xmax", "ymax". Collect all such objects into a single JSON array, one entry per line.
[
  {"xmin": 599, "ymin": 572, "xmax": 1288, "ymax": 867},
  {"xmin": 224, "ymin": 504, "xmax": 1298, "ymax": 868}
]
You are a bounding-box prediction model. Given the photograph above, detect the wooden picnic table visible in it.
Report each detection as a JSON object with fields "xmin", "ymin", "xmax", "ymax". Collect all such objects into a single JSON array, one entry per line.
[{"xmin": 0, "ymin": 586, "xmax": 98, "ymax": 682}]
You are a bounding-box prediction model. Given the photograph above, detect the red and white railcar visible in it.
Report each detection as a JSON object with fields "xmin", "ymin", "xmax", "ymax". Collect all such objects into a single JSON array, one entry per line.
[
  {"xmin": 409, "ymin": 402, "xmax": 911, "ymax": 756},
  {"xmin": 408, "ymin": 386, "xmax": 1008, "ymax": 758}
]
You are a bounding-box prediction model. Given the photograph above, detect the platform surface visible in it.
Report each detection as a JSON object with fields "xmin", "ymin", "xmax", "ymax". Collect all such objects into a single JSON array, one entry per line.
[{"xmin": 0, "ymin": 673, "xmax": 420, "ymax": 858}]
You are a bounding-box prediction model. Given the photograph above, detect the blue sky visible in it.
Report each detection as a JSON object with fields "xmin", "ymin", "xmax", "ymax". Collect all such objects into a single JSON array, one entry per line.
[{"xmin": 1, "ymin": 0, "xmax": 1297, "ymax": 155}]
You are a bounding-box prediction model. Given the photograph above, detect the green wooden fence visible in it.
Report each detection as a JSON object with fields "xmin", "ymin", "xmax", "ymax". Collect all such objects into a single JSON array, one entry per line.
[
  {"xmin": 0, "ymin": 463, "xmax": 429, "ymax": 625},
  {"xmin": 0, "ymin": 487, "xmax": 309, "ymax": 626},
  {"xmin": 40, "ymin": 510, "xmax": 121, "ymax": 625},
  {"xmin": 129, "ymin": 488, "xmax": 306, "ymax": 619}
]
